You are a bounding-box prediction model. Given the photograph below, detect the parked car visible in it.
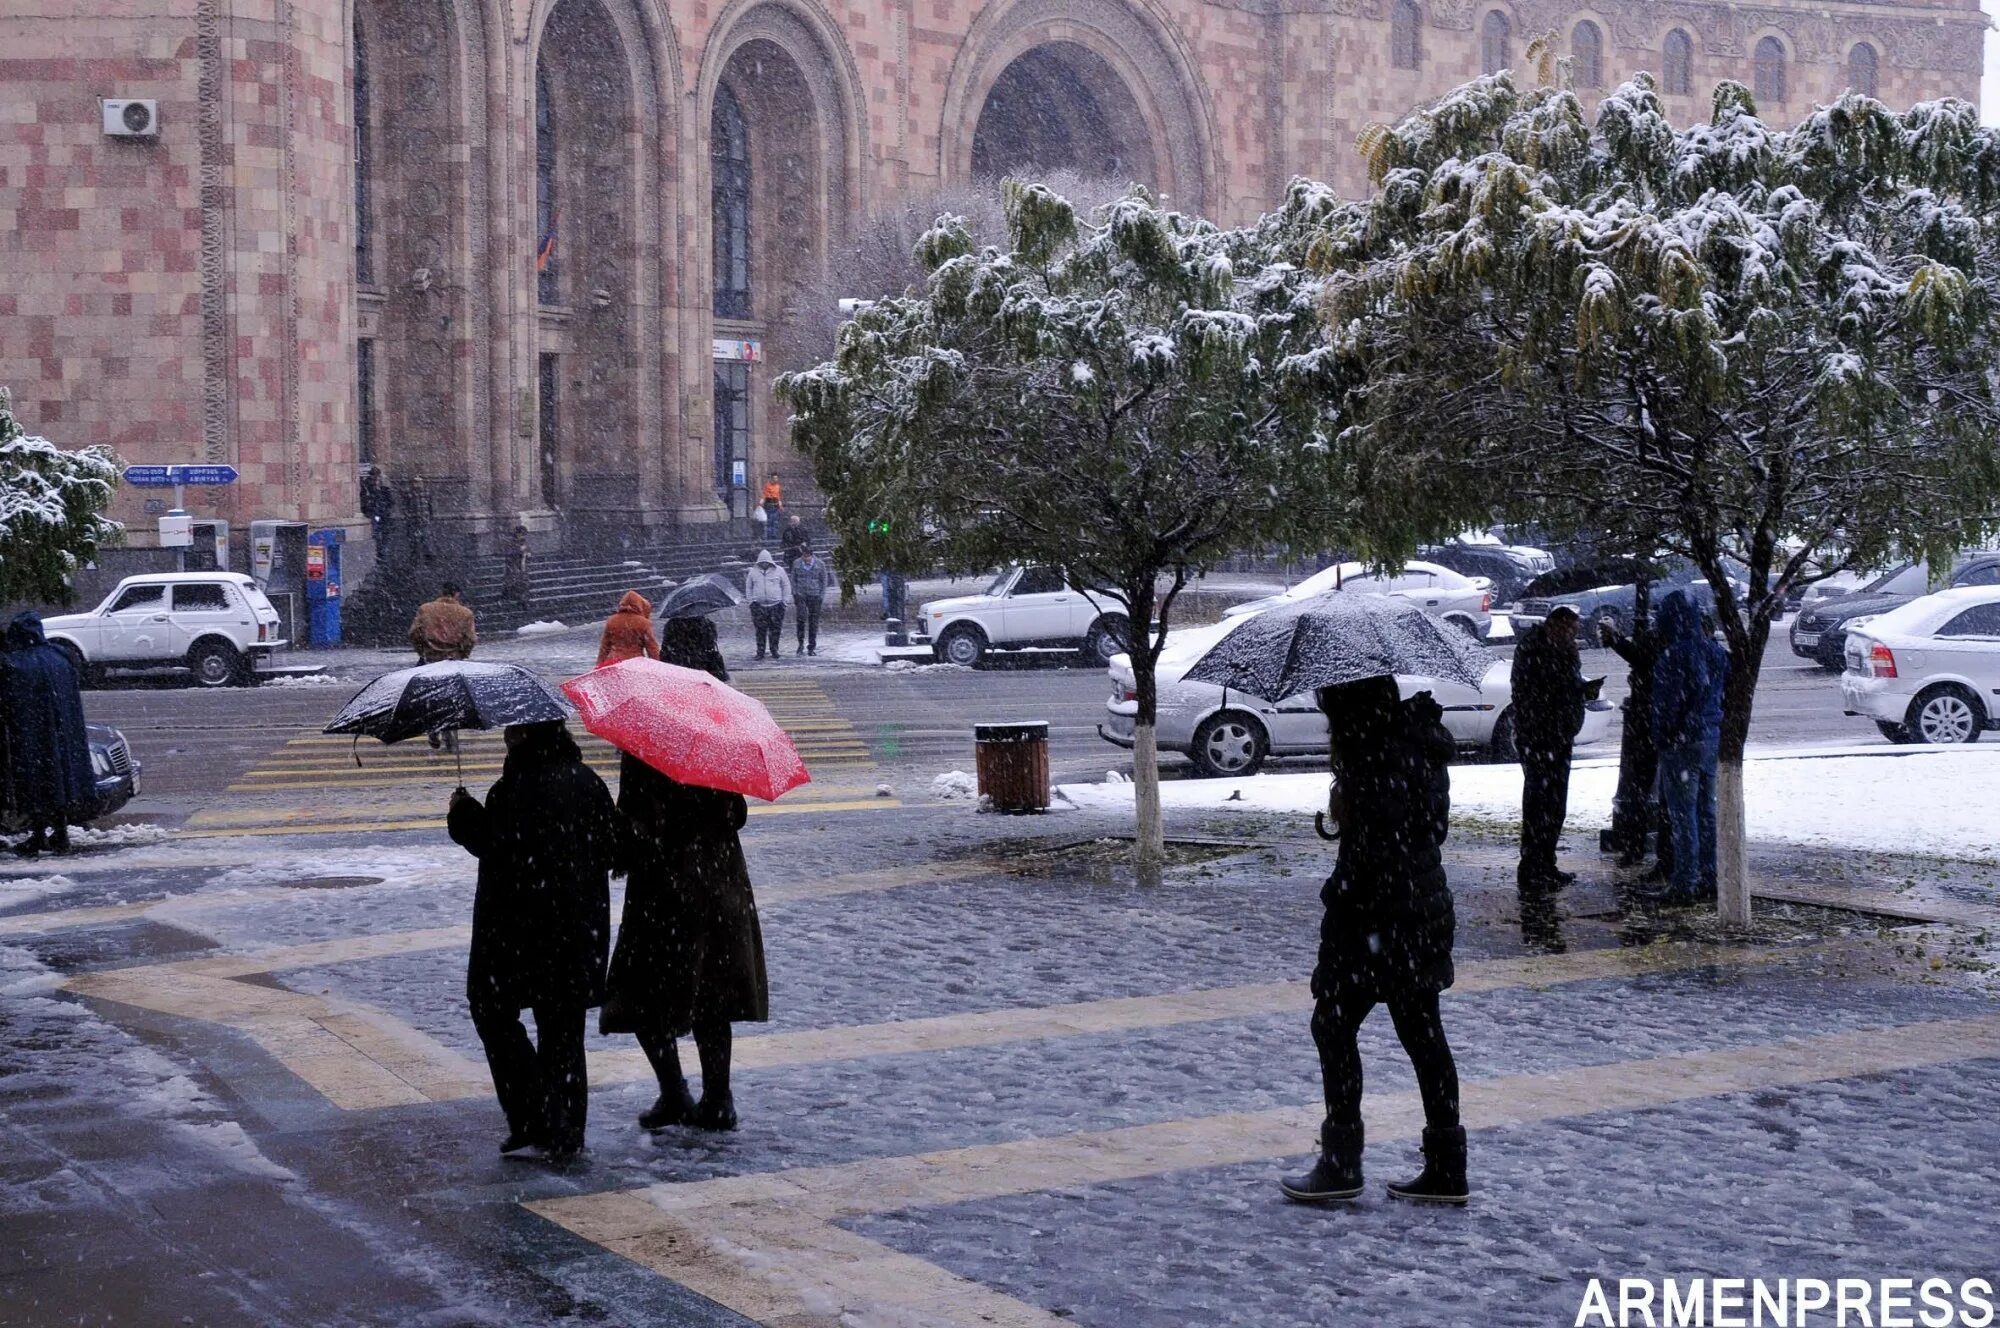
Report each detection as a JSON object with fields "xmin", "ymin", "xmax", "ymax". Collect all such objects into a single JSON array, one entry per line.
[
  {"xmin": 1511, "ymin": 560, "xmax": 1742, "ymax": 638},
  {"xmin": 1839, "ymin": 588, "xmax": 2000, "ymax": 744},
  {"xmin": 1098, "ymin": 610, "xmax": 1613, "ymax": 776},
  {"xmin": 1791, "ymin": 554, "xmax": 2000, "ymax": 670},
  {"xmin": 1420, "ymin": 538, "xmax": 1555, "ymax": 607},
  {"xmin": 913, "ymin": 564, "xmax": 1128, "ymax": 668},
  {"xmin": 41, "ymin": 572, "xmax": 287, "ymax": 688},
  {"xmin": 1, "ymin": 724, "xmax": 137, "ymax": 832},
  {"xmin": 1222, "ymin": 559, "xmax": 1493, "ymax": 640}
]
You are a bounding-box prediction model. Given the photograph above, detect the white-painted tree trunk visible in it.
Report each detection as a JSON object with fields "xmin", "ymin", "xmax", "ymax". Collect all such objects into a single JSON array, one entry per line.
[
  {"xmin": 1715, "ymin": 759, "xmax": 1751, "ymax": 928},
  {"xmin": 1133, "ymin": 722, "xmax": 1165, "ymax": 870}
]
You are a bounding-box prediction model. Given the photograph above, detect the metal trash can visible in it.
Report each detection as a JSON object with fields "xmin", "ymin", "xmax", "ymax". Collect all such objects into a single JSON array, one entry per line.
[{"xmin": 974, "ymin": 721, "xmax": 1050, "ymax": 813}]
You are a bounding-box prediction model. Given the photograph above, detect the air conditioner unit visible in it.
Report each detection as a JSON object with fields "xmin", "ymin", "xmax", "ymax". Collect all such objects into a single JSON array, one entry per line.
[{"xmin": 102, "ymin": 99, "xmax": 160, "ymax": 139}]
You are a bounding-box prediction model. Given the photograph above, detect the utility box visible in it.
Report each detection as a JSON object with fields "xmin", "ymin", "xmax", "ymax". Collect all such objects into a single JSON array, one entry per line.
[
  {"xmin": 158, "ymin": 512, "xmax": 193, "ymax": 547},
  {"xmin": 188, "ymin": 519, "xmax": 229, "ymax": 571},
  {"xmin": 250, "ymin": 520, "xmax": 309, "ymax": 645},
  {"xmin": 305, "ymin": 528, "xmax": 344, "ymax": 647}
]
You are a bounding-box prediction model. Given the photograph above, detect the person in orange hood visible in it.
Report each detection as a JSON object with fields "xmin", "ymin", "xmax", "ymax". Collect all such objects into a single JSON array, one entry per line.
[{"xmin": 597, "ymin": 591, "xmax": 660, "ymax": 667}]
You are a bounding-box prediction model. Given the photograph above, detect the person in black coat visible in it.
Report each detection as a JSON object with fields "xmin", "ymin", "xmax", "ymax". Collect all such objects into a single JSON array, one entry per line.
[
  {"xmin": 447, "ymin": 721, "xmax": 624, "ymax": 1158},
  {"xmin": 1510, "ymin": 606, "xmax": 1590, "ymax": 894},
  {"xmin": 2, "ymin": 611, "xmax": 95, "ymax": 857},
  {"xmin": 605, "ymin": 621, "xmax": 767, "ymax": 1131},
  {"xmin": 1280, "ymin": 675, "xmax": 1467, "ymax": 1207}
]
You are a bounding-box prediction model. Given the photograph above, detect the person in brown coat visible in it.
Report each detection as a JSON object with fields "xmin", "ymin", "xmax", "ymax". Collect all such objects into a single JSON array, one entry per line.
[
  {"xmin": 410, "ymin": 582, "xmax": 477, "ymax": 751},
  {"xmin": 596, "ymin": 590, "xmax": 659, "ymax": 667},
  {"xmin": 601, "ymin": 638, "xmax": 767, "ymax": 1132}
]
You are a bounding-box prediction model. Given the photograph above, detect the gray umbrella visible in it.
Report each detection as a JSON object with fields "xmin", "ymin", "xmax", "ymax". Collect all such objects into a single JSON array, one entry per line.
[
  {"xmin": 659, "ymin": 573, "xmax": 745, "ymax": 619},
  {"xmin": 1183, "ymin": 591, "xmax": 1490, "ymax": 702}
]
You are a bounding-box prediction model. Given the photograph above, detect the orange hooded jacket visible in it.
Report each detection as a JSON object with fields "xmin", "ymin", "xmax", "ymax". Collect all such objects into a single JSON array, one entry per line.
[{"xmin": 597, "ymin": 590, "xmax": 660, "ymax": 667}]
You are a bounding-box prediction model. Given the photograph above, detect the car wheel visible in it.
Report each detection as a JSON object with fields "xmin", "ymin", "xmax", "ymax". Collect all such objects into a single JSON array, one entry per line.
[
  {"xmin": 937, "ymin": 625, "xmax": 987, "ymax": 669},
  {"xmin": 52, "ymin": 641, "xmax": 92, "ymax": 688},
  {"xmin": 1488, "ymin": 709, "xmax": 1519, "ymax": 763},
  {"xmin": 188, "ymin": 640, "xmax": 242, "ymax": 688},
  {"xmin": 1906, "ymin": 686, "xmax": 1983, "ymax": 745},
  {"xmin": 1875, "ymin": 720, "xmax": 1915, "ymax": 745},
  {"xmin": 1189, "ymin": 711, "xmax": 1268, "ymax": 779},
  {"xmin": 1081, "ymin": 616, "xmax": 1130, "ymax": 665}
]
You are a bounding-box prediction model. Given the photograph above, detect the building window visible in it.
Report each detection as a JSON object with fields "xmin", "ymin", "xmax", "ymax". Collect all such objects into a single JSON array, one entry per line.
[
  {"xmin": 712, "ymin": 85, "xmax": 752, "ymax": 321},
  {"xmin": 714, "ymin": 361, "xmax": 751, "ymax": 500},
  {"xmin": 1481, "ymin": 11, "xmax": 1512, "ymax": 74},
  {"xmin": 1753, "ymin": 36, "xmax": 1787, "ymax": 104},
  {"xmin": 356, "ymin": 338, "xmax": 377, "ymax": 465},
  {"xmin": 1663, "ymin": 29, "xmax": 1693, "ymax": 95},
  {"xmin": 538, "ymin": 352, "xmax": 560, "ymax": 504},
  {"xmin": 1848, "ymin": 42, "xmax": 1878, "ymax": 98},
  {"xmin": 353, "ymin": 19, "xmax": 372, "ymax": 285},
  {"xmin": 1391, "ymin": 0, "xmax": 1422, "ymax": 70},
  {"xmin": 1572, "ymin": 20, "xmax": 1603, "ymax": 89},
  {"xmin": 536, "ymin": 64, "xmax": 559, "ymax": 306}
]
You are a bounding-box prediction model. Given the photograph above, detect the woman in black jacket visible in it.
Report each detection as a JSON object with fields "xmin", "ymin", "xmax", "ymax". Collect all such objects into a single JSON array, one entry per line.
[
  {"xmin": 604, "ymin": 617, "xmax": 768, "ymax": 1131},
  {"xmin": 447, "ymin": 721, "xmax": 623, "ymax": 1159},
  {"xmin": 1280, "ymin": 675, "xmax": 1467, "ymax": 1206}
]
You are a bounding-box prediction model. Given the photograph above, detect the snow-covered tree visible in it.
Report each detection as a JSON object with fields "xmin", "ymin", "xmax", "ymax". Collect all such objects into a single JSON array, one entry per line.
[
  {"xmin": 1316, "ymin": 68, "xmax": 2000, "ymax": 922},
  {"xmin": 0, "ymin": 387, "xmax": 122, "ymax": 607},
  {"xmin": 779, "ymin": 182, "xmax": 1343, "ymax": 866}
]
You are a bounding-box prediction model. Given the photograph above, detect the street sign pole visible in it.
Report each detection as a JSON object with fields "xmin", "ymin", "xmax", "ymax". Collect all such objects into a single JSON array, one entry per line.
[{"xmin": 174, "ymin": 480, "xmax": 186, "ymax": 572}]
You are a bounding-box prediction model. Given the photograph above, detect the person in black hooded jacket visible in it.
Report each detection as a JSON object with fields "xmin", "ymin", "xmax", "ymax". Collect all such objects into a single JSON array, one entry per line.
[
  {"xmin": 447, "ymin": 720, "xmax": 624, "ymax": 1158},
  {"xmin": 1511, "ymin": 606, "xmax": 1590, "ymax": 894},
  {"xmin": 1280, "ymin": 675, "xmax": 1468, "ymax": 1207},
  {"xmin": 1, "ymin": 611, "xmax": 95, "ymax": 857}
]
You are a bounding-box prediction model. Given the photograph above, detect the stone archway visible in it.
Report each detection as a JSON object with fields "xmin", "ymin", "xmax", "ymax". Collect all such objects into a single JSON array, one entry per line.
[{"xmin": 969, "ymin": 41, "xmax": 1159, "ymax": 185}]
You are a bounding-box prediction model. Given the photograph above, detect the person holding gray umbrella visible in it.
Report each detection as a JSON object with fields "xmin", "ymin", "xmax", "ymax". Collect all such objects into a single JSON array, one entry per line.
[{"xmin": 1185, "ymin": 593, "xmax": 1472, "ymax": 1206}]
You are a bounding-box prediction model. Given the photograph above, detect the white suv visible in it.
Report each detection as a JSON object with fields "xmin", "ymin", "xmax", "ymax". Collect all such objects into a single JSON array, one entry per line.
[
  {"xmin": 914, "ymin": 565, "xmax": 1129, "ymax": 668},
  {"xmin": 43, "ymin": 572, "xmax": 287, "ymax": 688}
]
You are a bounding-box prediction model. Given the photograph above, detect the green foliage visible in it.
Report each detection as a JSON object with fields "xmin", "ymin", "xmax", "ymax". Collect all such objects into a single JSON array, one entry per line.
[{"xmin": 0, "ymin": 387, "xmax": 123, "ymax": 607}]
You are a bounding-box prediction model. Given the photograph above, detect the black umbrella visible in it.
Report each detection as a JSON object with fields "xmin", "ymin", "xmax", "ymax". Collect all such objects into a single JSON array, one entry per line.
[
  {"xmin": 1183, "ymin": 591, "xmax": 1491, "ymax": 702},
  {"xmin": 659, "ymin": 573, "xmax": 745, "ymax": 619},
  {"xmin": 324, "ymin": 661, "xmax": 572, "ymax": 782}
]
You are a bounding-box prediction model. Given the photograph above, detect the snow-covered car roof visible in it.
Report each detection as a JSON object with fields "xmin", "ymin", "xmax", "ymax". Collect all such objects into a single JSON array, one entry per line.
[
  {"xmin": 104, "ymin": 571, "xmax": 259, "ymax": 584},
  {"xmin": 1847, "ymin": 585, "xmax": 2000, "ymax": 641}
]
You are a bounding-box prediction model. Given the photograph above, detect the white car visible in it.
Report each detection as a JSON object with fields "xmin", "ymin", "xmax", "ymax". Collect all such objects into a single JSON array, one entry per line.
[
  {"xmin": 1223, "ymin": 559, "xmax": 1492, "ymax": 640},
  {"xmin": 1840, "ymin": 586, "xmax": 2000, "ymax": 744},
  {"xmin": 913, "ymin": 564, "xmax": 1130, "ymax": 668},
  {"xmin": 43, "ymin": 572, "xmax": 287, "ymax": 688},
  {"xmin": 1099, "ymin": 611, "xmax": 1613, "ymax": 776}
]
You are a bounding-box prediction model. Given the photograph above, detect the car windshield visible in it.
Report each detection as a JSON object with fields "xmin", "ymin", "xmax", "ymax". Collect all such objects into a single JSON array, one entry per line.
[
  {"xmin": 1864, "ymin": 563, "xmax": 1928, "ymax": 596},
  {"xmin": 983, "ymin": 570, "xmax": 1015, "ymax": 596}
]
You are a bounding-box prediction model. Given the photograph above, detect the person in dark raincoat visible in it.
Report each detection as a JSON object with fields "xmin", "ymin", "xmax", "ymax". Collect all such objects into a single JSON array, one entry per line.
[
  {"xmin": 1511, "ymin": 605, "xmax": 1590, "ymax": 894},
  {"xmin": 603, "ymin": 629, "xmax": 767, "ymax": 1131},
  {"xmin": 1650, "ymin": 590, "xmax": 1729, "ymax": 903},
  {"xmin": 447, "ymin": 720, "xmax": 624, "ymax": 1158},
  {"xmin": 661, "ymin": 615, "xmax": 728, "ymax": 682},
  {"xmin": 1, "ymin": 612, "xmax": 95, "ymax": 857},
  {"xmin": 1281, "ymin": 676, "xmax": 1466, "ymax": 1206}
]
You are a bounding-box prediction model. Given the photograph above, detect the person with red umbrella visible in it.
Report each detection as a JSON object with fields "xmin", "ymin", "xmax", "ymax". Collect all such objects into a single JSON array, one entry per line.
[{"xmin": 568, "ymin": 652, "xmax": 806, "ymax": 1133}]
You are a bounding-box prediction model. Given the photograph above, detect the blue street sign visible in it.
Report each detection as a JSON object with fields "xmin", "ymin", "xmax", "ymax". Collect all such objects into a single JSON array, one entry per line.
[{"xmin": 122, "ymin": 464, "xmax": 239, "ymax": 487}]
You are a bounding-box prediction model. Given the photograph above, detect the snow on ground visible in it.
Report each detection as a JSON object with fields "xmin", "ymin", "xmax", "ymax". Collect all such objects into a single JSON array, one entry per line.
[
  {"xmin": 931, "ymin": 770, "xmax": 978, "ymax": 800},
  {"xmin": 257, "ymin": 670, "xmax": 343, "ymax": 687},
  {"xmin": 1062, "ymin": 744, "xmax": 2000, "ymax": 863},
  {"xmin": 514, "ymin": 619, "xmax": 569, "ymax": 636}
]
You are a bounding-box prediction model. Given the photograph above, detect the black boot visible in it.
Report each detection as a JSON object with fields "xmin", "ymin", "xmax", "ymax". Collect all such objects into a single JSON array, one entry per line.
[
  {"xmin": 1279, "ymin": 1122, "xmax": 1363, "ymax": 1204},
  {"xmin": 1386, "ymin": 1125, "xmax": 1468, "ymax": 1205},
  {"xmin": 690, "ymin": 1091, "xmax": 737, "ymax": 1131},
  {"xmin": 638, "ymin": 1080, "xmax": 696, "ymax": 1131}
]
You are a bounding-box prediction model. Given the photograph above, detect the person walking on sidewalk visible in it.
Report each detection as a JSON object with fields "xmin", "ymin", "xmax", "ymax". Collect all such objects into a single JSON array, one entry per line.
[
  {"xmin": 410, "ymin": 582, "xmax": 477, "ymax": 751},
  {"xmin": 0, "ymin": 612, "xmax": 95, "ymax": 858},
  {"xmin": 1511, "ymin": 605, "xmax": 1589, "ymax": 895},
  {"xmin": 662, "ymin": 615, "xmax": 729, "ymax": 682},
  {"xmin": 779, "ymin": 515, "xmax": 808, "ymax": 573},
  {"xmin": 360, "ymin": 466, "xmax": 394, "ymax": 549},
  {"xmin": 790, "ymin": 547, "xmax": 829, "ymax": 656},
  {"xmin": 1280, "ymin": 676, "xmax": 1466, "ymax": 1206},
  {"xmin": 596, "ymin": 590, "xmax": 659, "ymax": 667},
  {"xmin": 1650, "ymin": 590, "xmax": 1728, "ymax": 904},
  {"xmin": 760, "ymin": 471, "xmax": 784, "ymax": 533},
  {"xmin": 744, "ymin": 550, "xmax": 790, "ymax": 661},
  {"xmin": 447, "ymin": 720, "xmax": 624, "ymax": 1160}
]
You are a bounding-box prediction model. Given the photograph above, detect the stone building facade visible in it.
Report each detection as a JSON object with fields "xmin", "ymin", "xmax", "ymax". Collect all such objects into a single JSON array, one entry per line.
[{"xmin": 0, "ymin": 0, "xmax": 1984, "ymax": 570}]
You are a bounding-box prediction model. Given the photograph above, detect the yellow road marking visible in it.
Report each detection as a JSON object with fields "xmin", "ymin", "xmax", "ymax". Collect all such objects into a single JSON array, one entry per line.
[{"xmin": 177, "ymin": 798, "xmax": 904, "ymax": 837}]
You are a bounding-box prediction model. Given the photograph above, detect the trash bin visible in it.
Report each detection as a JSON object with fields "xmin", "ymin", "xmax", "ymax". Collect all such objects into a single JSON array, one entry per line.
[{"xmin": 974, "ymin": 721, "xmax": 1050, "ymax": 813}]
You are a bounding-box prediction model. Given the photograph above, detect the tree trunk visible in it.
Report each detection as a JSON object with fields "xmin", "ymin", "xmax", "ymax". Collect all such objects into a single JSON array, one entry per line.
[
  {"xmin": 1126, "ymin": 577, "xmax": 1166, "ymax": 872},
  {"xmin": 1713, "ymin": 612, "xmax": 1768, "ymax": 930}
]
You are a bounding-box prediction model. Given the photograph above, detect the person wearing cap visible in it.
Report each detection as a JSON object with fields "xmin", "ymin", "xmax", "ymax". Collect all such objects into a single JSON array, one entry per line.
[
  {"xmin": 744, "ymin": 550, "xmax": 791, "ymax": 661},
  {"xmin": 1510, "ymin": 604, "xmax": 1590, "ymax": 894}
]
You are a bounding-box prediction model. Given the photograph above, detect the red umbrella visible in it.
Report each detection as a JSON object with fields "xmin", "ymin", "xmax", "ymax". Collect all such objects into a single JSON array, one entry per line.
[{"xmin": 560, "ymin": 658, "xmax": 811, "ymax": 802}]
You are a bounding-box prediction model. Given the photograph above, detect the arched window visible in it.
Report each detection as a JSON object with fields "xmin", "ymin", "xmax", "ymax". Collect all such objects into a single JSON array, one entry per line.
[
  {"xmin": 1481, "ymin": 11, "xmax": 1512, "ymax": 74},
  {"xmin": 1391, "ymin": 0, "xmax": 1421, "ymax": 71},
  {"xmin": 353, "ymin": 18, "xmax": 372, "ymax": 284},
  {"xmin": 535, "ymin": 62, "xmax": 559, "ymax": 306},
  {"xmin": 1753, "ymin": 36, "xmax": 1787, "ymax": 104},
  {"xmin": 711, "ymin": 85, "xmax": 752, "ymax": 320},
  {"xmin": 1662, "ymin": 29, "xmax": 1693, "ymax": 96},
  {"xmin": 1847, "ymin": 42, "xmax": 1878, "ymax": 98},
  {"xmin": 1572, "ymin": 20, "xmax": 1603, "ymax": 89}
]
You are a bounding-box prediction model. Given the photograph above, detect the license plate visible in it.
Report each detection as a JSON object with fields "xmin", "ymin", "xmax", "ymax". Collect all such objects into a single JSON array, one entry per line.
[{"xmin": 1794, "ymin": 632, "xmax": 1819, "ymax": 648}]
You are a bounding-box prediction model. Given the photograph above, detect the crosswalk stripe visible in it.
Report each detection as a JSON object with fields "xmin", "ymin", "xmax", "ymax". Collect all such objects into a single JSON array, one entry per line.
[{"xmin": 177, "ymin": 798, "xmax": 904, "ymax": 838}]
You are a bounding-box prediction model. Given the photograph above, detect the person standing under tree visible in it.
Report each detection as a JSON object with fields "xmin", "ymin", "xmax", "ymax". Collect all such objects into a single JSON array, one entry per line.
[
  {"xmin": 790, "ymin": 547, "xmax": 828, "ymax": 656},
  {"xmin": 0, "ymin": 612, "xmax": 95, "ymax": 858},
  {"xmin": 1280, "ymin": 676, "xmax": 1467, "ymax": 1206},
  {"xmin": 1510, "ymin": 605, "xmax": 1590, "ymax": 896},
  {"xmin": 1650, "ymin": 591, "xmax": 1728, "ymax": 904},
  {"xmin": 744, "ymin": 550, "xmax": 790, "ymax": 661}
]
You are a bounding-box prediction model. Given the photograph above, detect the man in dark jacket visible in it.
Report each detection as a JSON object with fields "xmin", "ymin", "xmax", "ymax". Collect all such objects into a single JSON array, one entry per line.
[
  {"xmin": 1, "ymin": 612, "xmax": 95, "ymax": 857},
  {"xmin": 447, "ymin": 721, "xmax": 624, "ymax": 1159},
  {"xmin": 1651, "ymin": 591, "xmax": 1728, "ymax": 903},
  {"xmin": 1511, "ymin": 606, "xmax": 1590, "ymax": 894},
  {"xmin": 791, "ymin": 547, "xmax": 830, "ymax": 656}
]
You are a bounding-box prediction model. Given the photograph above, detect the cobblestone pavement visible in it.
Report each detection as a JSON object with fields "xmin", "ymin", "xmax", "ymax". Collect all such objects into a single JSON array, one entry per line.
[{"xmin": 2, "ymin": 802, "xmax": 1997, "ymax": 1327}]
